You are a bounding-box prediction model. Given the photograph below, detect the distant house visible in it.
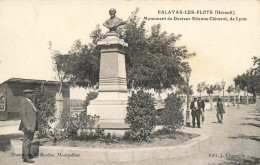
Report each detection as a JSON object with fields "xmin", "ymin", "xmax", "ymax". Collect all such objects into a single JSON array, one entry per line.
[{"xmin": 0, "ymin": 78, "xmax": 70, "ymax": 120}]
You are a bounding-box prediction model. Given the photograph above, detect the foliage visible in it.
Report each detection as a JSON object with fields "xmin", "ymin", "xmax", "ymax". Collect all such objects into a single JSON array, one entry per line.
[
  {"xmin": 234, "ymin": 56, "xmax": 260, "ymax": 98},
  {"xmin": 215, "ymin": 83, "xmax": 223, "ymax": 94},
  {"xmin": 125, "ymin": 90, "xmax": 157, "ymax": 141},
  {"xmin": 178, "ymin": 84, "xmax": 194, "ymax": 96},
  {"xmin": 252, "ymin": 56, "xmax": 260, "ymax": 73},
  {"xmin": 59, "ymin": 112, "xmax": 105, "ymax": 140},
  {"xmin": 205, "ymin": 83, "xmax": 222, "ymax": 96},
  {"xmin": 226, "ymin": 85, "xmax": 235, "ymax": 94},
  {"xmin": 28, "ymin": 88, "xmax": 56, "ymax": 138},
  {"xmin": 104, "ymin": 132, "xmax": 117, "ymax": 143},
  {"xmin": 122, "ymin": 12, "xmax": 194, "ymax": 91},
  {"xmin": 197, "ymin": 82, "xmax": 206, "ymax": 95},
  {"xmin": 51, "ymin": 8, "xmax": 195, "ymax": 92},
  {"xmin": 83, "ymin": 91, "xmax": 98, "ymax": 110},
  {"xmin": 162, "ymin": 92, "xmax": 184, "ymax": 131},
  {"xmin": 51, "ymin": 37, "xmax": 100, "ymax": 88},
  {"xmin": 152, "ymin": 127, "xmax": 174, "ymax": 136},
  {"xmin": 152, "ymin": 127, "xmax": 189, "ymax": 137}
]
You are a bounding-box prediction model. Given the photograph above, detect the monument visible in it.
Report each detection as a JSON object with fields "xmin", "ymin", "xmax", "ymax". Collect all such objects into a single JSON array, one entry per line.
[{"xmin": 87, "ymin": 8, "xmax": 129, "ymax": 132}]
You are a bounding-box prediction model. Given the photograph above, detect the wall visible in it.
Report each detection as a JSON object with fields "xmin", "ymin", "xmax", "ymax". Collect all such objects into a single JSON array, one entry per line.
[
  {"xmin": 0, "ymin": 84, "xmax": 8, "ymax": 120},
  {"xmin": 0, "ymin": 81, "xmax": 70, "ymax": 120}
]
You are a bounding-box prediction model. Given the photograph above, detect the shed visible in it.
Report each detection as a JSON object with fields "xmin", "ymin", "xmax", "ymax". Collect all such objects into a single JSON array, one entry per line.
[{"xmin": 0, "ymin": 78, "xmax": 70, "ymax": 120}]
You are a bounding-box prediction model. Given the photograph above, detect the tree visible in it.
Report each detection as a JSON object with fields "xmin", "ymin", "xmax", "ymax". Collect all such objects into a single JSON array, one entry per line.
[
  {"xmin": 215, "ymin": 83, "xmax": 223, "ymax": 96},
  {"xmin": 197, "ymin": 82, "xmax": 206, "ymax": 96},
  {"xmin": 205, "ymin": 84, "xmax": 221, "ymax": 96},
  {"xmin": 51, "ymin": 8, "xmax": 195, "ymax": 92},
  {"xmin": 205, "ymin": 83, "xmax": 222, "ymax": 110},
  {"xmin": 178, "ymin": 84, "xmax": 194, "ymax": 96},
  {"xmin": 51, "ymin": 38, "xmax": 100, "ymax": 89},
  {"xmin": 251, "ymin": 56, "xmax": 260, "ymax": 96},
  {"xmin": 234, "ymin": 56, "xmax": 260, "ymax": 99},
  {"xmin": 226, "ymin": 85, "xmax": 235, "ymax": 94}
]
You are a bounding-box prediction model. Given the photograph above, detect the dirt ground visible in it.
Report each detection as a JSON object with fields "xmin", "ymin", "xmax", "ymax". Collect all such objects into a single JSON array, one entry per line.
[{"xmin": 42, "ymin": 131, "xmax": 199, "ymax": 148}]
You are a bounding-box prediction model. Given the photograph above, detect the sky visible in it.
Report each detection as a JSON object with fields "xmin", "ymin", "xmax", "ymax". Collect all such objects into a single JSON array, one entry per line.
[{"xmin": 0, "ymin": 0, "xmax": 259, "ymax": 99}]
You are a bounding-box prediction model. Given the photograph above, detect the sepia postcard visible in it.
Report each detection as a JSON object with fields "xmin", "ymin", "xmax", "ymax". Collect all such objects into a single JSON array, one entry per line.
[{"xmin": 0, "ymin": 0, "xmax": 259, "ymax": 164}]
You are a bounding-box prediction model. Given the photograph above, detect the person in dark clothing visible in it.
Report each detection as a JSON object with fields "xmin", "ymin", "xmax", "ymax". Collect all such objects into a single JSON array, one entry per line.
[
  {"xmin": 216, "ymin": 98, "xmax": 225, "ymax": 123},
  {"xmin": 19, "ymin": 89, "xmax": 41, "ymax": 163},
  {"xmin": 198, "ymin": 97, "xmax": 205, "ymax": 123},
  {"xmin": 190, "ymin": 97, "xmax": 202, "ymax": 128}
]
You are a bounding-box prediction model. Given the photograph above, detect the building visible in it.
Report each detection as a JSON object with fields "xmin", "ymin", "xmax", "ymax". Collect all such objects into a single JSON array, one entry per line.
[{"xmin": 0, "ymin": 78, "xmax": 70, "ymax": 120}]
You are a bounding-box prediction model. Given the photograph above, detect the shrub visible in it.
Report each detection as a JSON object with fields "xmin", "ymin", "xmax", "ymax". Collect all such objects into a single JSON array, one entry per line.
[
  {"xmin": 28, "ymin": 88, "xmax": 56, "ymax": 138},
  {"xmin": 59, "ymin": 111, "xmax": 105, "ymax": 140},
  {"xmin": 60, "ymin": 116, "xmax": 78, "ymax": 139},
  {"xmin": 125, "ymin": 90, "xmax": 157, "ymax": 141},
  {"xmin": 162, "ymin": 92, "xmax": 184, "ymax": 131}
]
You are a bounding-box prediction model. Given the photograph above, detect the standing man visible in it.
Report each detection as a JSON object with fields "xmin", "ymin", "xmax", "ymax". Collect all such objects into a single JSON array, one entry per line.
[
  {"xmin": 216, "ymin": 98, "xmax": 225, "ymax": 123},
  {"xmin": 190, "ymin": 97, "xmax": 201, "ymax": 128},
  {"xmin": 19, "ymin": 89, "xmax": 40, "ymax": 163},
  {"xmin": 198, "ymin": 97, "xmax": 205, "ymax": 123}
]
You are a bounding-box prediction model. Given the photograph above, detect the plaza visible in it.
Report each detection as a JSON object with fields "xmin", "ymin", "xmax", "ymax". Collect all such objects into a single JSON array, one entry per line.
[
  {"xmin": 0, "ymin": 103, "xmax": 259, "ymax": 164},
  {"xmin": 0, "ymin": 1, "xmax": 259, "ymax": 165}
]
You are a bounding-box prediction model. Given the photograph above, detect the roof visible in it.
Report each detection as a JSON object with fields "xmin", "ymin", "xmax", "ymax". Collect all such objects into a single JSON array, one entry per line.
[{"xmin": 0, "ymin": 78, "xmax": 62, "ymax": 86}]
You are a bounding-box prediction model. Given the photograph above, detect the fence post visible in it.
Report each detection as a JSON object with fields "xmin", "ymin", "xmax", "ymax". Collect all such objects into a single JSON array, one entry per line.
[{"xmin": 257, "ymin": 95, "xmax": 260, "ymax": 113}]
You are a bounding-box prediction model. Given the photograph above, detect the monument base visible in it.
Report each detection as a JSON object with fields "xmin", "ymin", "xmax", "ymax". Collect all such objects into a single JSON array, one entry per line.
[
  {"xmin": 87, "ymin": 102, "xmax": 129, "ymax": 136},
  {"xmin": 87, "ymin": 98, "xmax": 129, "ymax": 131}
]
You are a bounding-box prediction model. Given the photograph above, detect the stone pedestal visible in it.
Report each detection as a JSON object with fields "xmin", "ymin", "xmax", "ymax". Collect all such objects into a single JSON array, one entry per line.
[{"xmin": 87, "ymin": 32, "xmax": 129, "ymax": 131}]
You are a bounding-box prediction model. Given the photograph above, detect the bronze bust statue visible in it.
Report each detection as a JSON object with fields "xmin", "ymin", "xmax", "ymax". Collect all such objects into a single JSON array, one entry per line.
[{"xmin": 103, "ymin": 8, "xmax": 126, "ymax": 32}]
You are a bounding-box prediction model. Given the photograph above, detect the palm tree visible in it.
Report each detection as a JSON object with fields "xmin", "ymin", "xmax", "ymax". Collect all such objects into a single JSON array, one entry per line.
[
  {"xmin": 205, "ymin": 83, "xmax": 222, "ymax": 110},
  {"xmin": 197, "ymin": 82, "xmax": 206, "ymax": 97},
  {"xmin": 215, "ymin": 83, "xmax": 223, "ymax": 96}
]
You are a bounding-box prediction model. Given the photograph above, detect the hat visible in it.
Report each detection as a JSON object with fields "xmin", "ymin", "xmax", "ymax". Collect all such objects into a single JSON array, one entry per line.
[
  {"xmin": 194, "ymin": 97, "xmax": 197, "ymax": 99},
  {"xmin": 23, "ymin": 89, "xmax": 34, "ymax": 93},
  {"xmin": 198, "ymin": 97, "xmax": 201, "ymax": 98}
]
